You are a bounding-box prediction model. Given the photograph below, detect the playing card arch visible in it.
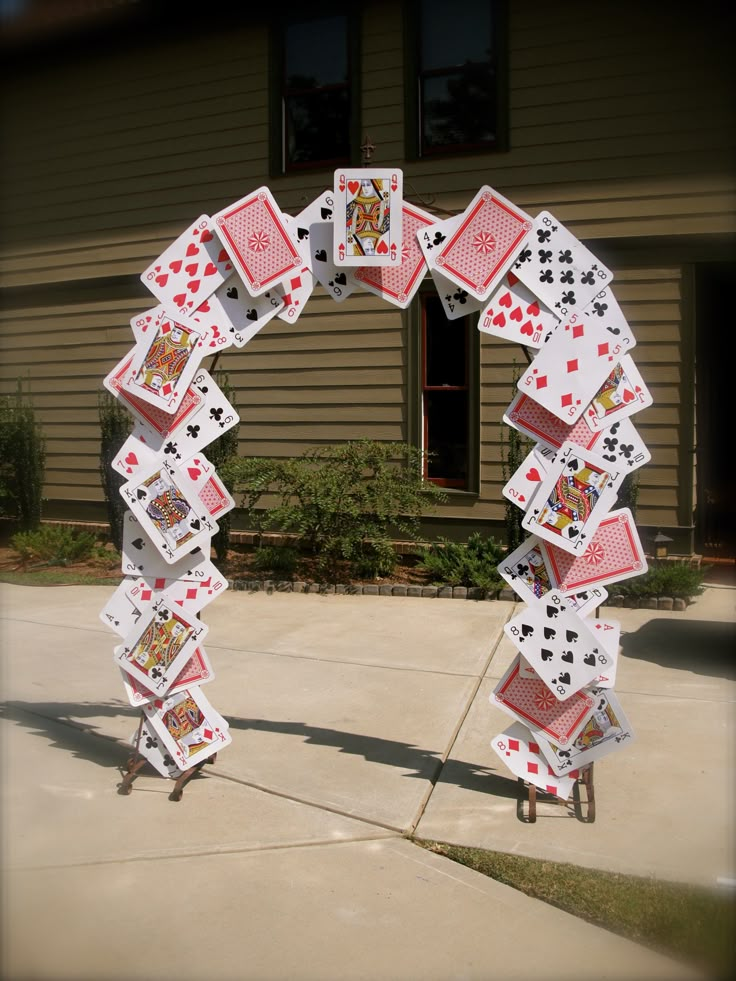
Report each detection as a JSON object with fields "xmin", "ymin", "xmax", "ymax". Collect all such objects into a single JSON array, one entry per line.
[{"xmin": 101, "ymin": 169, "xmax": 648, "ymax": 798}]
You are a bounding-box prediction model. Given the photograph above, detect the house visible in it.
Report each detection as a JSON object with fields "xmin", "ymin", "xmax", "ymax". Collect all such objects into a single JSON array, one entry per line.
[{"xmin": 1, "ymin": 0, "xmax": 734, "ymax": 556}]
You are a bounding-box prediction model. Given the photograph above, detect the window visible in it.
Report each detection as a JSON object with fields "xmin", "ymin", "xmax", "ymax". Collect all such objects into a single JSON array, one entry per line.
[
  {"xmin": 405, "ymin": 0, "xmax": 507, "ymax": 158},
  {"xmin": 270, "ymin": 10, "xmax": 360, "ymax": 174}
]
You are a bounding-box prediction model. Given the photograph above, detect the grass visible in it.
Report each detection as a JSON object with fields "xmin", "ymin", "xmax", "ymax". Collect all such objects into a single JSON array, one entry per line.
[
  {"xmin": 415, "ymin": 840, "xmax": 735, "ymax": 979},
  {"xmin": 0, "ymin": 569, "xmax": 118, "ymax": 586}
]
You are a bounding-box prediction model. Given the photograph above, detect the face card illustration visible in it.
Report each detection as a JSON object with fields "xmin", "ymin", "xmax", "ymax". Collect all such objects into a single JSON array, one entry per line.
[
  {"xmin": 213, "ymin": 186, "xmax": 302, "ymax": 296},
  {"xmin": 99, "ymin": 578, "xmax": 146, "ymax": 637},
  {"xmin": 585, "ymin": 354, "xmax": 654, "ymax": 431},
  {"xmin": 491, "ymin": 722, "xmax": 580, "ymax": 800},
  {"xmin": 334, "ymin": 169, "xmax": 402, "ymax": 265},
  {"xmin": 213, "ymin": 272, "xmax": 284, "ymax": 346},
  {"xmin": 140, "ymin": 216, "xmax": 234, "ymax": 314},
  {"xmin": 121, "ymin": 511, "xmax": 205, "ymax": 579},
  {"xmin": 498, "ymin": 537, "xmax": 555, "ymax": 603},
  {"xmin": 504, "ymin": 593, "xmax": 612, "ymax": 700},
  {"xmin": 121, "ymin": 460, "xmax": 216, "ymax": 564},
  {"xmin": 309, "ymin": 221, "xmax": 360, "ymax": 302},
  {"xmin": 121, "ymin": 646, "xmax": 215, "ymax": 708},
  {"xmin": 478, "ymin": 270, "xmax": 560, "ymax": 347},
  {"xmin": 533, "ymin": 688, "xmax": 635, "ymax": 777},
  {"xmin": 516, "ymin": 318, "xmax": 636, "ymax": 425},
  {"xmin": 512, "ymin": 211, "xmax": 613, "ymax": 319},
  {"xmin": 179, "ymin": 451, "xmax": 235, "ymax": 520},
  {"xmin": 545, "ymin": 507, "xmax": 648, "ymax": 593},
  {"xmin": 502, "ymin": 446, "xmax": 554, "ymax": 512},
  {"xmin": 143, "ymin": 687, "xmax": 231, "ymax": 771},
  {"xmin": 492, "ymin": 656, "xmax": 595, "ymax": 747},
  {"xmin": 122, "ymin": 316, "xmax": 207, "ymax": 415},
  {"xmin": 104, "ymin": 352, "xmax": 204, "ymax": 439},
  {"xmin": 351, "ymin": 203, "xmax": 433, "ymax": 308},
  {"xmin": 433, "ymin": 186, "xmax": 533, "ymax": 300},
  {"xmin": 522, "ymin": 441, "xmax": 622, "ymax": 554},
  {"xmin": 130, "ymin": 304, "xmax": 168, "ymax": 346},
  {"xmin": 130, "ymin": 717, "xmax": 183, "ymax": 780},
  {"xmin": 565, "ymin": 586, "xmax": 609, "ymax": 620},
  {"xmin": 116, "ymin": 604, "xmax": 207, "ymax": 696}
]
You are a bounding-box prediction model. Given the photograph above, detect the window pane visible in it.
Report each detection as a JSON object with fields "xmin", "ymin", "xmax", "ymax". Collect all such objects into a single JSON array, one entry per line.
[
  {"xmin": 422, "ymin": 67, "xmax": 495, "ymax": 149},
  {"xmin": 425, "ymin": 391, "xmax": 468, "ymax": 482},
  {"xmin": 425, "ymin": 296, "xmax": 466, "ymax": 387},
  {"xmin": 285, "ymin": 16, "xmax": 347, "ymax": 88},
  {"xmin": 420, "ymin": 0, "xmax": 492, "ymax": 70},
  {"xmin": 286, "ymin": 88, "xmax": 350, "ymax": 164}
]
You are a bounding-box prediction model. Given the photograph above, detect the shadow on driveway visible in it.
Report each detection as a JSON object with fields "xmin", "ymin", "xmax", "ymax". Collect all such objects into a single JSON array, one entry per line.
[{"xmin": 620, "ymin": 619, "xmax": 736, "ymax": 679}]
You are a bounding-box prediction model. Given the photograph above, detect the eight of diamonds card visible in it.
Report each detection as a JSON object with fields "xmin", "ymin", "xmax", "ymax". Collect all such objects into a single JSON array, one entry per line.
[
  {"xmin": 115, "ymin": 604, "xmax": 207, "ymax": 696},
  {"xmin": 121, "ymin": 459, "xmax": 216, "ymax": 564},
  {"xmin": 143, "ymin": 687, "xmax": 231, "ymax": 771},
  {"xmin": 522, "ymin": 441, "xmax": 623, "ymax": 554},
  {"xmin": 491, "ymin": 722, "xmax": 581, "ymax": 800},
  {"xmin": 334, "ymin": 169, "xmax": 402, "ymax": 265},
  {"xmin": 351, "ymin": 203, "xmax": 433, "ymax": 308},
  {"xmin": 213, "ymin": 186, "xmax": 303, "ymax": 296},
  {"xmin": 122, "ymin": 315, "xmax": 208, "ymax": 414},
  {"xmin": 433, "ymin": 186, "xmax": 533, "ymax": 301}
]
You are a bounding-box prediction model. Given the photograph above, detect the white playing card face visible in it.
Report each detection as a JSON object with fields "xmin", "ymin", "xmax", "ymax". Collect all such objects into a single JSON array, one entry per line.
[
  {"xmin": 502, "ymin": 445, "xmax": 554, "ymax": 512},
  {"xmin": 130, "ymin": 717, "xmax": 184, "ymax": 779},
  {"xmin": 143, "ymin": 686, "xmax": 231, "ymax": 771},
  {"xmin": 522, "ymin": 441, "xmax": 623, "ymax": 555},
  {"xmin": 584, "ymin": 354, "xmax": 654, "ymax": 431},
  {"xmin": 498, "ymin": 536, "xmax": 556, "ymax": 603},
  {"xmin": 276, "ymin": 216, "xmax": 315, "ymax": 322},
  {"xmin": 121, "ymin": 645, "xmax": 215, "ymax": 708},
  {"xmin": 179, "ymin": 451, "xmax": 235, "ymax": 520},
  {"xmin": 532, "ymin": 687, "xmax": 635, "ymax": 777},
  {"xmin": 504, "ymin": 593, "xmax": 613, "ymax": 700},
  {"xmin": 213, "ymin": 273, "xmax": 283, "ymax": 347},
  {"xmin": 309, "ymin": 221, "xmax": 359, "ymax": 302},
  {"xmin": 120, "ymin": 459, "xmax": 217, "ymax": 565},
  {"xmin": 479, "ymin": 269, "xmax": 560, "ymax": 348},
  {"xmin": 111, "ymin": 433, "xmax": 158, "ymax": 480},
  {"xmin": 351, "ymin": 203, "xmax": 433, "ymax": 309},
  {"xmin": 174, "ymin": 292, "xmax": 234, "ymax": 354},
  {"xmin": 213, "ymin": 186, "xmax": 303, "ymax": 296},
  {"xmin": 99, "ymin": 578, "xmax": 146, "ymax": 637},
  {"xmin": 518, "ymin": 613, "xmax": 616, "ymax": 677},
  {"xmin": 433, "ymin": 186, "xmax": 533, "ymax": 300},
  {"xmin": 115, "ymin": 604, "xmax": 207, "ymax": 697},
  {"xmin": 565, "ymin": 586, "xmax": 609, "ymax": 619},
  {"xmin": 140, "ymin": 216, "xmax": 234, "ymax": 314},
  {"xmin": 579, "ymin": 285, "xmax": 636, "ymax": 353},
  {"xmin": 130, "ymin": 304, "xmax": 168, "ymax": 346},
  {"xmin": 122, "ymin": 315, "xmax": 208, "ymax": 415},
  {"xmin": 333, "ymin": 169, "xmax": 403, "ymax": 266},
  {"xmin": 491, "ymin": 722, "xmax": 581, "ymax": 800},
  {"xmin": 289, "ymin": 190, "xmax": 336, "ymax": 273},
  {"xmin": 416, "ymin": 215, "xmax": 487, "ymax": 320},
  {"xmin": 121, "ymin": 511, "xmax": 207, "ymax": 579},
  {"xmin": 512, "ymin": 211, "xmax": 613, "ymax": 319},
  {"xmin": 126, "ymin": 556, "xmax": 228, "ymax": 617}
]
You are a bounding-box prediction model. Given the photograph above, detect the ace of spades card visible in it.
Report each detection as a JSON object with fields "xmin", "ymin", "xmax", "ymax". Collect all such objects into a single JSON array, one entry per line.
[
  {"xmin": 334, "ymin": 168, "xmax": 403, "ymax": 265},
  {"xmin": 491, "ymin": 722, "xmax": 581, "ymax": 800},
  {"xmin": 115, "ymin": 604, "xmax": 207, "ymax": 696},
  {"xmin": 504, "ymin": 592, "xmax": 612, "ymax": 700},
  {"xmin": 121, "ymin": 459, "xmax": 216, "ymax": 564},
  {"xmin": 143, "ymin": 687, "xmax": 231, "ymax": 771},
  {"xmin": 122, "ymin": 314, "xmax": 208, "ymax": 415},
  {"xmin": 522, "ymin": 441, "xmax": 623, "ymax": 554}
]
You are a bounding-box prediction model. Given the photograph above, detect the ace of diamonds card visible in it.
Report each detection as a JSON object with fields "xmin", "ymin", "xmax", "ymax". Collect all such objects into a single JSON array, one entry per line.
[{"xmin": 334, "ymin": 169, "xmax": 403, "ymax": 265}]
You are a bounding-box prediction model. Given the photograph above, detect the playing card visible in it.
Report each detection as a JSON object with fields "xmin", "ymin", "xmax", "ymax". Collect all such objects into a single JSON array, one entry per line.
[
  {"xmin": 309, "ymin": 221, "xmax": 360, "ymax": 302},
  {"xmin": 213, "ymin": 186, "xmax": 302, "ymax": 296},
  {"xmin": 351, "ymin": 203, "xmax": 433, "ymax": 308},
  {"xmin": 99, "ymin": 578, "xmax": 146, "ymax": 637},
  {"xmin": 130, "ymin": 717, "xmax": 183, "ymax": 780},
  {"xmin": 433, "ymin": 186, "xmax": 533, "ymax": 300},
  {"xmin": 585, "ymin": 354, "xmax": 654, "ymax": 431},
  {"xmin": 179, "ymin": 451, "xmax": 235, "ymax": 520},
  {"xmin": 491, "ymin": 722, "xmax": 581, "ymax": 800},
  {"xmin": 580, "ymin": 285, "xmax": 636, "ymax": 352},
  {"xmin": 532, "ymin": 687, "xmax": 635, "ymax": 777},
  {"xmin": 516, "ymin": 316, "xmax": 636, "ymax": 424},
  {"xmin": 565, "ymin": 586, "xmax": 609, "ymax": 619},
  {"xmin": 115, "ymin": 603, "xmax": 207, "ymax": 696},
  {"xmin": 592, "ymin": 417, "xmax": 651, "ymax": 472},
  {"xmin": 334, "ymin": 169, "xmax": 402, "ymax": 265},
  {"xmin": 416, "ymin": 215, "xmax": 486, "ymax": 320},
  {"xmin": 121, "ymin": 511, "xmax": 206, "ymax": 579},
  {"xmin": 174, "ymin": 292, "xmax": 234, "ymax": 354},
  {"xmin": 504, "ymin": 592, "xmax": 612, "ymax": 700},
  {"xmin": 502, "ymin": 445, "xmax": 554, "ymax": 511},
  {"xmin": 130, "ymin": 304, "xmax": 168, "ymax": 346},
  {"xmin": 498, "ymin": 536, "xmax": 555, "ymax": 603},
  {"xmin": 522, "ymin": 441, "xmax": 623, "ymax": 554},
  {"xmin": 492, "ymin": 656, "xmax": 595, "ymax": 747},
  {"xmin": 289, "ymin": 190, "xmax": 335, "ymax": 273},
  {"xmin": 518, "ymin": 613, "xmax": 617, "ymax": 678},
  {"xmin": 126, "ymin": 556, "xmax": 228, "ymax": 616},
  {"xmin": 210, "ymin": 273, "xmax": 283, "ymax": 346},
  {"xmin": 121, "ymin": 646, "xmax": 215, "ymax": 708},
  {"xmin": 544, "ymin": 507, "xmax": 648, "ymax": 593},
  {"xmin": 140, "ymin": 215, "xmax": 234, "ymax": 314},
  {"xmin": 122, "ymin": 315, "xmax": 208, "ymax": 415},
  {"xmin": 276, "ymin": 217, "xmax": 315, "ymax": 321},
  {"xmin": 111, "ymin": 432, "xmax": 158, "ymax": 480},
  {"xmin": 120, "ymin": 459, "xmax": 217, "ymax": 564},
  {"xmin": 512, "ymin": 211, "xmax": 612, "ymax": 319},
  {"xmin": 143, "ymin": 686, "xmax": 231, "ymax": 771},
  {"xmin": 478, "ymin": 269, "xmax": 560, "ymax": 347}
]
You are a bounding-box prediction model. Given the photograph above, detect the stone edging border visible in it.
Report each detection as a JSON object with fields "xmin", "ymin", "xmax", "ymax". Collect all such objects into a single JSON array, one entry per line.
[{"xmin": 227, "ymin": 578, "xmax": 690, "ymax": 610}]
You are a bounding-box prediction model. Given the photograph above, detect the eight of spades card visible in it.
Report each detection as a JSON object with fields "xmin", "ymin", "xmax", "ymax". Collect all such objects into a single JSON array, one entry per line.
[
  {"xmin": 492, "ymin": 656, "xmax": 596, "ymax": 747},
  {"xmin": 522, "ymin": 441, "xmax": 623, "ymax": 554},
  {"xmin": 130, "ymin": 717, "xmax": 184, "ymax": 780},
  {"xmin": 122, "ymin": 315, "xmax": 208, "ymax": 415},
  {"xmin": 309, "ymin": 220, "xmax": 359, "ymax": 302},
  {"xmin": 518, "ymin": 614, "xmax": 619, "ymax": 680},
  {"xmin": 504, "ymin": 593, "xmax": 612, "ymax": 700},
  {"xmin": 352, "ymin": 203, "xmax": 433, "ymax": 308},
  {"xmin": 213, "ymin": 186, "xmax": 302, "ymax": 296},
  {"xmin": 491, "ymin": 722, "xmax": 581, "ymax": 800},
  {"xmin": 585, "ymin": 353, "xmax": 654, "ymax": 432},
  {"xmin": 143, "ymin": 686, "xmax": 231, "ymax": 771},
  {"xmin": 334, "ymin": 168, "xmax": 402, "ymax": 265},
  {"xmin": 115, "ymin": 603, "xmax": 207, "ymax": 697},
  {"xmin": 512, "ymin": 211, "xmax": 612, "ymax": 320},
  {"xmin": 140, "ymin": 216, "xmax": 234, "ymax": 314},
  {"xmin": 478, "ymin": 269, "xmax": 560, "ymax": 348},
  {"xmin": 121, "ymin": 459, "xmax": 216, "ymax": 564},
  {"xmin": 121, "ymin": 645, "xmax": 215, "ymax": 709},
  {"xmin": 433, "ymin": 186, "xmax": 533, "ymax": 300},
  {"xmin": 532, "ymin": 687, "xmax": 635, "ymax": 777}
]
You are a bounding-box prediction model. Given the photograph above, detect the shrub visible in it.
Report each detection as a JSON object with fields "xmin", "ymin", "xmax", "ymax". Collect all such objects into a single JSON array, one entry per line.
[
  {"xmin": 0, "ymin": 380, "xmax": 46, "ymax": 531},
  {"xmin": 611, "ymin": 562, "xmax": 707, "ymax": 600},
  {"xmin": 418, "ymin": 532, "xmax": 505, "ymax": 593},
  {"xmin": 223, "ymin": 440, "xmax": 445, "ymax": 578},
  {"xmin": 98, "ymin": 391, "xmax": 132, "ymax": 551},
  {"xmin": 205, "ymin": 369, "xmax": 240, "ymax": 565},
  {"xmin": 251, "ymin": 544, "xmax": 299, "ymax": 577},
  {"xmin": 11, "ymin": 524, "xmax": 97, "ymax": 566}
]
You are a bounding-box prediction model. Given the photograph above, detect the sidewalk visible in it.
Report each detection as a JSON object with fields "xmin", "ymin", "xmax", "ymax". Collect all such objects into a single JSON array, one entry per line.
[{"xmin": 1, "ymin": 581, "xmax": 733, "ymax": 980}]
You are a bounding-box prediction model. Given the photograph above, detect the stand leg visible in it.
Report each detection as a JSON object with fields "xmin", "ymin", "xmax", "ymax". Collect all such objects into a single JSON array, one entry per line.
[
  {"xmin": 118, "ymin": 714, "xmax": 146, "ymax": 796},
  {"xmin": 168, "ymin": 753, "xmax": 217, "ymax": 802}
]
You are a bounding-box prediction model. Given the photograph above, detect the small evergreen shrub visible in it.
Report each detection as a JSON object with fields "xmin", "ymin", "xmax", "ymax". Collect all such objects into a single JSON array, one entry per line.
[
  {"xmin": 419, "ymin": 532, "xmax": 505, "ymax": 592},
  {"xmin": 206, "ymin": 369, "xmax": 240, "ymax": 565},
  {"xmin": 0, "ymin": 381, "xmax": 46, "ymax": 531},
  {"xmin": 611, "ymin": 562, "xmax": 707, "ymax": 600},
  {"xmin": 11, "ymin": 525, "xmax": 97, "ymax": 566},
  {"xmin": 251, "ymin": 544, "xmax": 299, "ymax": 576},
  {"xmin": 98, "ymin": 391, "xmax": 132, "ymax": 551}
]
